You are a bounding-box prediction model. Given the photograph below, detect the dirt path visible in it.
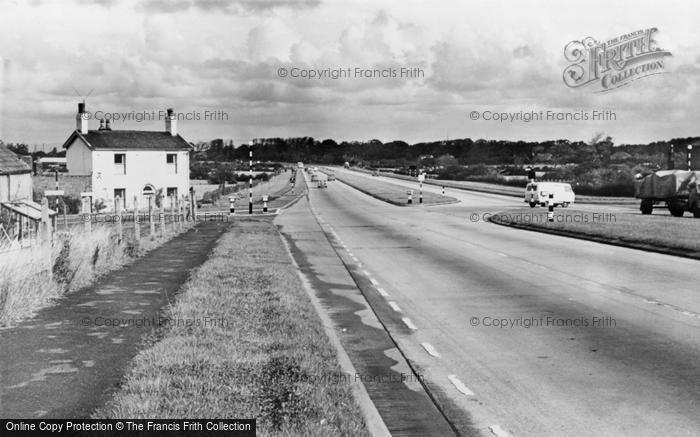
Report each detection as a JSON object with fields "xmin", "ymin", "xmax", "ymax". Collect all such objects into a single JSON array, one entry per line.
[{"xmin": 0, "ymin": 222, "xmax": 230, "ymax": 418}]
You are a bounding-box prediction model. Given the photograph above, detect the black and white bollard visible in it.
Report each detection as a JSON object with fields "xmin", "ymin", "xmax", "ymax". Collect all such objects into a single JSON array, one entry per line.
[
  {"xmin": 263, "ymin": 195, "xmax": 268, "ymax": 213},
  {"xmin": 688, "ymin": 144, "xmax": 693, "ymax": 170},
  {"xmin": 547, "ymin": 193, "xmax": 554, "ymax": 222},
  {"xmin": 249, "ymin": 149, "xmax": 253, "ymax": 214},
  {"xmin": 442, "ymin": 186, "xmax": 445, "ymax": 197},
  {"xmin": 407, "ymin": 190, "xmax": 413, "ymax": 204},
  {"xmin": 419, "ymin": 181, "xmax": 423, "ymax": 204},
  {"xmin": 229, "ymin": 196, "xmax": 235, "ymax": 214}
]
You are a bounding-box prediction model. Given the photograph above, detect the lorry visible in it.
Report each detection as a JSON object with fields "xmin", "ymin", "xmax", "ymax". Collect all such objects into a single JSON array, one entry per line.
[{"xmin": 635, "ymin": 170, "xmax": 700, "ymax": 217}]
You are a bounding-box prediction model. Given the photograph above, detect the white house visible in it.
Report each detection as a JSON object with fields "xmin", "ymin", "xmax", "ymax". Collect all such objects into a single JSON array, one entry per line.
[
  {"xmin": 62, "ymin": 103, "xmax": 191, "ymax": 211},
  {"xmin": 0, "ymin": 145, "xmax": 32, "ymax": 202}
]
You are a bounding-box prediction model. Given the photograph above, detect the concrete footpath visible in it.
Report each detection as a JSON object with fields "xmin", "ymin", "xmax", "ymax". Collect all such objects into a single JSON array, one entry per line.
[
  {"xmin": 276, "ymin": 197, "xmax": 460, "ymax": 436},
  {"xmin": 0, "ymin": 222, "xmax": 230, "ymax": 418}
]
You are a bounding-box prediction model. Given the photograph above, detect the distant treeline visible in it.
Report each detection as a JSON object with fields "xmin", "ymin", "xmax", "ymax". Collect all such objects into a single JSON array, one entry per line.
[{"xmin": 197, "ymin": 136, "xmax": 700, "ymax": 168}]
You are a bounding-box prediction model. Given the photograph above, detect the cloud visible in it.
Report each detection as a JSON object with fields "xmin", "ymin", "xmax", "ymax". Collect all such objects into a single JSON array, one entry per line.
[{"xmin": 139, "ymin": 0, "xmax": 320, "ymax": 14}]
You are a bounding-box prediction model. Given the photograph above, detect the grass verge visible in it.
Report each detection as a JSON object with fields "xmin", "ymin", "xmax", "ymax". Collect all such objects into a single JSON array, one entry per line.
[
  {"xmin": 489, "ymin": 206, "xmax": 700, "ymax": 258},
  {"xmin": 0, "ymin": 223, "xmax": 192, "ymax": 327},
  {"xmin": 93, "ymin": 219, "xmax": 369, "ymax": 436},
  {"xmin": 325, "ymin": 169, "xmax": 457, "ymax": 206}
]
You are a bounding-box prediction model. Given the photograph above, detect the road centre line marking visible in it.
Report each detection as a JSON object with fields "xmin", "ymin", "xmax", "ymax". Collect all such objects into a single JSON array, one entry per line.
[
  {"xmin": 388, "ymin": 301, "xmax": 401, "ymax": 312},
  {"xmin": 370, "ymin": 278, "xmax": 379, "ymax": 286},
  {"xmin": 402, "ymin": 317, "xmax": 417, "ymax": 330},
  {"xmin": 421, "ymin": 342, "xmax": 440, "ymax": 357},
  {"xmin": 362, "ymin": 270, "xmax": 371, "ymax": 276},
  {"xmin": 377, "ymin": 288, "xmax": 389, "ymax": 297},
  {"xmin": 447, "ymin": 374, "xmax": 475, "ymax": 396},
  {"xmin": 488, "ymin": 424, "xmax": 513, "ymax": 437},
  {"xmin": 498, "ymin": 253, "xmax": 507, "ymax": 257}
]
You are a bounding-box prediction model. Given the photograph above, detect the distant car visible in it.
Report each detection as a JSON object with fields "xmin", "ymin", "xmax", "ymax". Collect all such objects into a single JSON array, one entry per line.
[
  {"xmin": 371, "ymin": 171, "xmax": 379, "ymax": 176},
  {"xmin": 525, "ymin": 182, "xmax": 575, "ymax": 207},
  {"xmin": 328, "ymin": 174, "xmax": 336, "ymax": 181},
  {"xmin": 318, "ymin": 179, "xmax": 327, "ymax": 188}
]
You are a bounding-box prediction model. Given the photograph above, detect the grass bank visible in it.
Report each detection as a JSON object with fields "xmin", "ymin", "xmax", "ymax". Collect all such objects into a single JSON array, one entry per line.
[
  {"xmin": 325, "ymin": 169, "xmax": 457, "ymax": 206},
  {"xmin": 94, "ymin": 219, "xmax": 369, "ymax": 436},
  {"xmin": 0, "ymin": 222, "xmax": 191, "ymax": 327},
  {"xmin": 489, "ymin": 206, "xmax": 700, "ymax": 259}
]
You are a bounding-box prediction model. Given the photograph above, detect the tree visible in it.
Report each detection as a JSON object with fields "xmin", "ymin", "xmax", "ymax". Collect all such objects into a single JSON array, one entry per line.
[{"xmin": 436, "ymin": 154, "xmax": 458, "ymax": 167}]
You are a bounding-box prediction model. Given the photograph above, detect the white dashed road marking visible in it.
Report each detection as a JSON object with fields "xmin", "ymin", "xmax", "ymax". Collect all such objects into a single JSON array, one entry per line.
[
  {"xmin": 370, "ymin": 278, "xmax": 379, "ymax": 286},
  {"xmin": 388, "ymin": 301, "xmax": 401, "ymax": 312},
  {"xmin": 447, "ymin": 374, "xmax": 475, "ymax": 396},
  {"xmin": 362, "ymin": 269, "xmax": 371, "ymax": 276},
  {"xmin": 402, "ymin": 317, "xmax": 417, "ymax": 330},
  {"xmin": 377, "ymin": 288, "xmax": 389, "ymax": 297},
  {"xmin": 421, "ymin": 342, "xmax": 440, "ymax": 357}
]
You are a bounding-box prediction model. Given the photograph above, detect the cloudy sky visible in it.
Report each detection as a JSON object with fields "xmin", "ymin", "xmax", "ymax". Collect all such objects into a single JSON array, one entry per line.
[{"xmin": 1, "ymin": 0, "xmax": 699, "ymax": 148}]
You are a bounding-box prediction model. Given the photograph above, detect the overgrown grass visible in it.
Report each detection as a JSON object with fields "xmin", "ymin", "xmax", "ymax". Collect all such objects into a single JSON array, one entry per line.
[
  {"xmin": 93, "ymin": 220, "xmax": 369, "ymax": 436},
  {"xmin": 0, "ymin": 223, "xmax": 191, "ymax": 327},
  {"xmin": 328, "ymin": 170, "xmax": 457, "ymax": 206},
  {"xmin": 490, "ymin": 206, "xmax": 700, "ymax": 254}
]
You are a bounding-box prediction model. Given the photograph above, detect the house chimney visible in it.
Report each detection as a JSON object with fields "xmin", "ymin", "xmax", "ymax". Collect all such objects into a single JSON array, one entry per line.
[
  {"xmin": 165, "ymin": 108, "xmax": 177, "ymax": 136},
  {"xmin": 76, "ymin": 102, "xmax": 88, "ymax": 134},
  {"xmin": 105, "ymin": 118, "xmax": 112, "ymax": 131},
  {"xmin": 98, "ymin": 119, "xmax": 105, "ymax": 130}
]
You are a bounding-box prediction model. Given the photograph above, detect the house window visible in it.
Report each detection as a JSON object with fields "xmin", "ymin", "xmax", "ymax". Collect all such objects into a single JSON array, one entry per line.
[
  {"xmin": 114, "ymin": 188, "xmax": 126, "ymax": 210},
  {"xmin": 166, "ymin": 153, "xmax": 177, "ymax": 174},
  {"xmin": 114, "ymin": 153, "xmax": 126, "ymax": 175}
]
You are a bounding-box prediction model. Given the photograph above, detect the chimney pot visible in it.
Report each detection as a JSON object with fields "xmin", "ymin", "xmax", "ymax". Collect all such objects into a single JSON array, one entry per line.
[
  {"xmin": 165, "ymin": 108, "xmax": 177, "ymax": 136},
  {"xmin": 76, "ymin": 102, "xmax": 88, "ymax": 134},
  {"xmin": 105, "ymin": 118, "xmax": 111, "ymax": 131}
]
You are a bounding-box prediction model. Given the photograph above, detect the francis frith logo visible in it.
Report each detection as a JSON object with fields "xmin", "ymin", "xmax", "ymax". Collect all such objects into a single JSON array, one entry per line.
[{"xmin": 563, "ymin": 28, "xmax": 672, "ymax": 92}]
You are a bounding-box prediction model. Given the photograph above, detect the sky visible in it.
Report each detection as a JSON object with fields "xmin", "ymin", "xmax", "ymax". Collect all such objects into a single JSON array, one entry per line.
[{"xmin": 1, "ymin": 0, "xmax": 699, "ymax": 149}]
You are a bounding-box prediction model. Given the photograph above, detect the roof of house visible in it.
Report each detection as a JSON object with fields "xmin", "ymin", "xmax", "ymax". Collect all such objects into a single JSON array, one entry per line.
[
  {"xmin": 0, "ymin": 145, "xmax": 32, "ymax": 175},
  {"xmin": 62, "ymin": 130, "xmax": 192, "ymax": 151}
]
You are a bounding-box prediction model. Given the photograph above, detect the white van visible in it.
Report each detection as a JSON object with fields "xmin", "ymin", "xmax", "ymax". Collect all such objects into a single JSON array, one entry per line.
[{"xmin": 525, "ymin": 182, "xmax": 575, "ymax": 207}]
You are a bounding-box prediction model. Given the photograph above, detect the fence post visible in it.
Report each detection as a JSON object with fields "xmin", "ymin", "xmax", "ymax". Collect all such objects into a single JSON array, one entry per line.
[
  {"xmin": 148, "ymin": 195, "xmax": 155, "ymax": 237},
  {"xmin": 190, "ymin": 188, "xmax": 197, "ymax": 223},
  {"xmin": 62, "ymin": 198, "xmax": 68, "ymax": 230},
  {"xmin": 133, "ymin": 195, "xmax": 140, "ymax": 242},
  {"xmin": 548, "ymin": 193, "xmax": 554, "ymax": 222},
  {"xmin": 159, "ymin": 201, "xmax": 165, "ymax": 238},
  {"xmin": 407, "ymin": 190, "xmax": 413, "ymax": 204},
  {"xmin": 116, "ymin": 196, "xmax": 123, "ymax": 242},
  {"xmin": 81, "ymin": 194, "xmax": 91, "ymax": 233},
  {"xmin": 40, "ymin": 197, "xmax": 51, "ymax": 243},
  {"xmin": 177, "ymin": 196, "xmax": 183, "ymax": 231},
  {"xmin": 169, "ymin": 195, "xmax": 176, "ymax": 233},
  {"xmin": 229, "ymin": 196, "xmax": 235, "ymax": 215}
]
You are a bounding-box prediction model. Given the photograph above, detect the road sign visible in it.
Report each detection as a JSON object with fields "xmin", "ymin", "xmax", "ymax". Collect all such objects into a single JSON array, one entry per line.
[
  {"xmin": 44, "ymin": 190, "xmax": 64, "ymax": 196},
  {"xmin": 418, "ymin": 173, "xmax": 426, "ymax": 182},
  {"xmin": 80, "ymin": 192, "xmax": 93, "ymax": 197},
  {"xmin": 262, "ymin": 195, "xmax": 269, "ymax": 202}
]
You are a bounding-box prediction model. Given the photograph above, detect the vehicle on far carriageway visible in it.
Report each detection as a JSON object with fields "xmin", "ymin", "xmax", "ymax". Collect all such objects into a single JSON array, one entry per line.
[
  {"xmin": 635, "ymin": 170, "xmax": 700, "ymax": 217},
  {"xmin": 525, "ymin": 182, "xmax": 575, "ymax": 208}
]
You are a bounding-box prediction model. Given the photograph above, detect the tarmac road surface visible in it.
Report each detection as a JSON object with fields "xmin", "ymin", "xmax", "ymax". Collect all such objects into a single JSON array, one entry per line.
[{"xmin": 294, "ymin": 170, "xmax": 700, "ymax": 436}]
